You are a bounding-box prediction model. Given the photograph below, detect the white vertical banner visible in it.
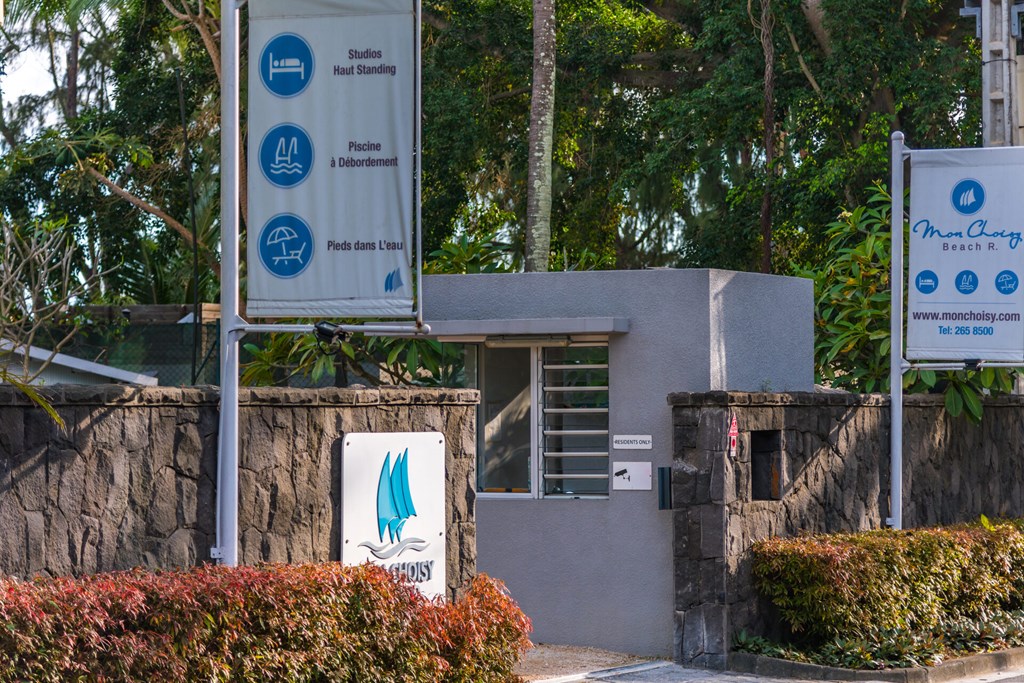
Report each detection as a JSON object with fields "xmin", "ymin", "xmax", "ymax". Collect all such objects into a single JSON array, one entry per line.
[
  {"xmin": 907, "ymin": 147, "xmax": 1024, "ymax": 361},
  {"xmin": 247, "ymin": 0, "xmax": 415, "ymax": 318},
  {"xmin": 341, "ymin": 432, "xmax": 446, "ymax": 598}
]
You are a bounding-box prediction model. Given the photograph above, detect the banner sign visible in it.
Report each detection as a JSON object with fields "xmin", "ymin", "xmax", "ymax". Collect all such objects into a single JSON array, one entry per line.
[
  {"xmin": 341, "ymin": 432, "xmax": 446, "ymax": 598},
  {"xmin": 907, "ymin": 147, "xmax": 1024, "ymax": 361},
  {"xmin": 247, "ymin": 0, "xmax": 415, "ymax": 318}
]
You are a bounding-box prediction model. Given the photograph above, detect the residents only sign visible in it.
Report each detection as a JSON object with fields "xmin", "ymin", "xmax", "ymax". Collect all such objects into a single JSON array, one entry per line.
[
  {"xmin": 907, "ymin": 147, "xmax": 1024, "ymax": 361},
  {"xmin": 247, "ymin": 0, "xmax": 415, "ymax": 318}
]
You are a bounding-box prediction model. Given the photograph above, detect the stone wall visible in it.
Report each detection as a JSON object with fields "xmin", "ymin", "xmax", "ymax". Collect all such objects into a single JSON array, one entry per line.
[
  {"xmin": 0, "ymin": 385, "xmax": 478, "ymax": 600},
  {"xmin": 669, "ymin": 391, "xmax": 1024, "ymax": 668}
]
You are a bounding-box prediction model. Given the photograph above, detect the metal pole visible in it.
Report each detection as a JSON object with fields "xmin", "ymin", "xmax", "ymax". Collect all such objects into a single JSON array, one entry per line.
[
  {"xmin": 889, "ymin": 131, "xmax": 906, "ymax": 530},
  {"xmin": 415, "ymin": 0, "xmax": 424, "ymax": 328},
  {"xmin": 216, "ymin": 0, "xmax": 241, "ymax": 567}
]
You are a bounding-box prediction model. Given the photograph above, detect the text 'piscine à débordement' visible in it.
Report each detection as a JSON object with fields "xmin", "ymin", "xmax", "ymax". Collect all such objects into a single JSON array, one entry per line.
[
  {"xmin": 913, "ymin": 218, "xmax": 1024, "ymax": 250},
  {"xmin": 333, "ymin": 48, "xmax": 398, "ymax": 77},
  {"xmin": 331, "ymin": 140, "xmax": 399, "ymax": 169},
  {"xmin": 327, "ymin": 240, "xmax": 404, "ymax": 251}
]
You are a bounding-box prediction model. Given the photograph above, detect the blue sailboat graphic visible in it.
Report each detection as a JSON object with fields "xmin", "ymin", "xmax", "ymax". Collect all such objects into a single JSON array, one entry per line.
[
  {"xmin": 360, "ymin": 448, "xmax": 429, "ymax": 560},
  {"xmin": 378, "ymin": 448, "xmax": 417, "ymax": 543}
]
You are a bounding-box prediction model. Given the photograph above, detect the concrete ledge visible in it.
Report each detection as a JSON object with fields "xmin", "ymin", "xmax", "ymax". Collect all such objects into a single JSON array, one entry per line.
[{"xmin": 728, "ymin": 648, "xmax": 1024, "ymax": 682}]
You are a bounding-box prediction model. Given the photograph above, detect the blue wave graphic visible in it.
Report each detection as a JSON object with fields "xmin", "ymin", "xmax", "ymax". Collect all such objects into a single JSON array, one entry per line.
[
  {"xmin": 270, "ymin": 163, "xmax": 304, "ymax": 174},
  {"xmin": 358, "ymin": 537, "xmax": 428, "ymax": 560}
]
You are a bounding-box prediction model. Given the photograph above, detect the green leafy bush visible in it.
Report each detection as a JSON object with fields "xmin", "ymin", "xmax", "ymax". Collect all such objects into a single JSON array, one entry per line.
[
  {"xmin": 752, "ymin": 524, "xmax": 1024, "ymax": 643},
  {"xmin": 791, "ymin": 182, "xmax": 1017, "ymax": 423},
  {"xmin": 0, "ymin": 563, "xmax": 532, "ymax": 683}
]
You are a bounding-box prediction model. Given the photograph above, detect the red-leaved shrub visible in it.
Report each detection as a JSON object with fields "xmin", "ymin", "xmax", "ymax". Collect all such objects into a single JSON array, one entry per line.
[{"xmin": 0, "ymin": 563, "xmax": 532, "ymax": 682}]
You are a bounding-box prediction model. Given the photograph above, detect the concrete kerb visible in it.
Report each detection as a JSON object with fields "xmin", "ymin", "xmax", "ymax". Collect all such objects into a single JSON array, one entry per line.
[
  {"xmin": 539, "ymin": 661, "xmax": 675, "ymax": 683},
  {"xmin": 728, "ymin": 648, "xmax": 1024, "ymax": 682}
]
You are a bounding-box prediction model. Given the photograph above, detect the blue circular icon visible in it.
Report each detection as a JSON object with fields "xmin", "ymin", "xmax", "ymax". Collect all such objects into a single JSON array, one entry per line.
[
  {"xmin": 259, "ymin": 123, "xmax": 313, "ymax": 188},
  {"xmin": 955, "ymin": 269, "xmax": 979, "ymax": 295},
  {"xmin": 951, "ymin": 178, "xmax": 985, "ymax": 215},
  {"xmin": 996, "ymin": 270, "xmax": 1019, "ymax": 295},
  {"xmin": 259, "ymin": 214, "xmax": 314, "ymax": 278},
  {"xmin": 915, "ymin": 270, "xmax": 939, "ymax": 294},
  {"xmin": 259, "ymin": 33, "xmax": 314, "ymax": 98}
]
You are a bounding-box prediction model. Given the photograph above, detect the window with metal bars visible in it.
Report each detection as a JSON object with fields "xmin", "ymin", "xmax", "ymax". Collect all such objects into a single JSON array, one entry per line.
[{"xmin": 540, "ymin": 345, "xmax": 609, "ymax": 497}]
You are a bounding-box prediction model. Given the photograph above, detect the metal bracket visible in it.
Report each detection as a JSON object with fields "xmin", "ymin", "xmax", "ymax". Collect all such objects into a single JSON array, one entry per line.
[
  {"xmin": 209, "ymin": 546, "xmax": 224, "ymax": 559},
  {"xmin": 961, "ymin": 1, "xmax": 982, "ymax": 39}
]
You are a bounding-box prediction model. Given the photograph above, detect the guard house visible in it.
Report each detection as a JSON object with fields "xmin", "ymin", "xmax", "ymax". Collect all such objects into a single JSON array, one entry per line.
[{"xmin": 422, "ymin": 268, "xmax": 813, "ymax": 657}]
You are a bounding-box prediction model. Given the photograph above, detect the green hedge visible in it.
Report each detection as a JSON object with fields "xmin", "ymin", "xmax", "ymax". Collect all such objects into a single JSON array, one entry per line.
[
  {"xmin": 752, "ymin": 522, "xmax": 1024, "ymax": 643},
  {"xmin": 0, "ymin": 562, "xmax": 532, "ymax": 682}
]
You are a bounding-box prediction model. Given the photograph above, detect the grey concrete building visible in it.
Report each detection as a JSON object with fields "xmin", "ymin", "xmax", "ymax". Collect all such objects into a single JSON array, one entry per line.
[{"xmin": 421, "ymin": 269, "xmax": 813, "ymax": 657}]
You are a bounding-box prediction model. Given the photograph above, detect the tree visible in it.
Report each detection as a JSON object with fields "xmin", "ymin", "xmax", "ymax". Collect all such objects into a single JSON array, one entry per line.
[
  {"xmin": 524, "ymin": 0, "xmax": 555, "ymax": 272},
  {"xmin": 3, "ymin": 0, "xmax": 118, "ymax": 123},
  {"xmin": 0, "ymin": 0, "xmax": 223, "ymax": 306},
  {"xmin": 643, "ymin": 0, "xmax": 980, "ymax": 271},
  {"xmin": 797, "ymin": 183, "xmax": 1015, "ymax": 423},
  {"xmin": 0, "ymin": 216, "xmax": 103, "ymax": 425}
]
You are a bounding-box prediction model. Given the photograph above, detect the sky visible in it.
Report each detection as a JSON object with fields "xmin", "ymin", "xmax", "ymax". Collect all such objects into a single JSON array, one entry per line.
[{"xmin": 3, "ymin": 44, "xmax": 51, "ymax": 101}]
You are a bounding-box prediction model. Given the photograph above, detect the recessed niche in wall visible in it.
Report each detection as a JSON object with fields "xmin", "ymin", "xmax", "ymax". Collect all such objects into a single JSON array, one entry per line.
[{"xmin": 751, "ymin": 430, "xmax": 783, "ymax": 501}]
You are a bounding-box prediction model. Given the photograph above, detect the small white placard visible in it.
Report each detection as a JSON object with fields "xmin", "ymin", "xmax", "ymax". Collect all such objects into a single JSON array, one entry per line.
[
  {"xmin": 341, "ymin": 432, "xmax": 446, "ymax": 597},
  {"xmin": 613, "ymin": 434, "xmax": 653, "ymax": 450},
  {"xmin": 612, "ymin": 461, "xmax": 653, "ymax": 490}
]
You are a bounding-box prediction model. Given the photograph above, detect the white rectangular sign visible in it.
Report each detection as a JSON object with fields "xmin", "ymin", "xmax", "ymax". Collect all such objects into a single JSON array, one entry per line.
[
  {"xmin": 612, "ymin": 434, "xmax": 653, "ymax": 450},
  {"xmin": 341, "ymin": 432, "xmax": 446, "ymax": 598},
  {"xmin": 612, "ymin": 461, "xmax": 652, "ymax": 490},
  {"xmin": 907, "ymin": 147, "xmax": 1024, "ymax": 361},
  {"xmin": 247, "ymin": 1, "xmax": 415, "ymax": 318}
]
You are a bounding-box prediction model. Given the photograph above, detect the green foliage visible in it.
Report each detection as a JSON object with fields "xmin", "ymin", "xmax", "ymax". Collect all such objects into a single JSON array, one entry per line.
[
  {"xmin": 794, "ymin": 182, "xmax": 1017, "ymax": 423},
  {"xmin": 0, "ymin": 563, "xmax": 532, "ymax": 682},
  {"xmin": 425, "ymin": 229, "xmax": 518, "ymax": 274},
  {"xmin": 241, "ymin": 330, "xmax": 467, "ymax": 389},
  {"xmin": 752, "ymin": 523, "xmax": 1024, "ymax": 644},
  {"xmin": 793, "ymin": 183, "xmax": 895, "ymax": 394}
]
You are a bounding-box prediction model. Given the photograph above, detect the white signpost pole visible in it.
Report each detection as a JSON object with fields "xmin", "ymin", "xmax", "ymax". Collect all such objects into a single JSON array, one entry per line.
[
  {"xmin": 889, "ymin": 132, "xmax": 906, "ymax": 530},
  {"xmin": 214, "ymin": 0, "xmax": 428, "ymax": 566},
  {"xmin": 217, "ymin": 0, "xmax": 242, "ymax": 566}
]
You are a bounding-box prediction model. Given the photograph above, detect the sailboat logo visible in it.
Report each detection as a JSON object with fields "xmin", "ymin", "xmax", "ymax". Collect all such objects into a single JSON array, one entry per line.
[
  {"xmin": 384, "ymin": 268, "xmax": 404, "ymax": 293},
  {"xmin": 951, "ymin": 179, "xmax": 985, "ymax": 216},
  {"xmin": 358, "ymin": 449, "xmax": 429, "ymax": 560}
]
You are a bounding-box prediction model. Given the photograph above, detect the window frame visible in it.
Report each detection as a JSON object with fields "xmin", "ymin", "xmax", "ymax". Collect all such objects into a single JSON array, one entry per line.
[{"xmin": 476, "ymin": 340, "xmax": 610, "ymax": 501}]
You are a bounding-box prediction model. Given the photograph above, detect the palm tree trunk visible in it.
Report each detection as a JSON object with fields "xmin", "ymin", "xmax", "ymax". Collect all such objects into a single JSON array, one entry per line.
[
  {"xmin": 66, "ymin": 23, "xmax": 79, "ymax": 121},
  {"xmin": 759, "ymin": 0, "xmax": 775, "ymax": 274},
  {"xmin": 525, "ymin": 0, "xmax": 555, "ymax": 272}
]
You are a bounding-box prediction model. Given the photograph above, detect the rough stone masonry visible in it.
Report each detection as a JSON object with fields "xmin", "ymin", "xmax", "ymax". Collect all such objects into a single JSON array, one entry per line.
[
  {"xmin": 0, "ymin": 385, "xmax": 479, "ymax": 601},
  {"xmin": 670, "ymin": 391, "xmax": 1024, "ymax": 668}
]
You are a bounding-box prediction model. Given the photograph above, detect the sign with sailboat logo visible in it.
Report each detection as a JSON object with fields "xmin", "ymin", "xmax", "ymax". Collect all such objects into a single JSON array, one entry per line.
[
  {"xmin": 341, "ymin": 432, "xmax": 446, "ymax": 597},
  {"xmin": 247, "ymin": 0, "xmax": 416, "ymax": 318},
  {"xmin": 907, "ymin": 147, "xmax": 1024, "ymax": 361}
]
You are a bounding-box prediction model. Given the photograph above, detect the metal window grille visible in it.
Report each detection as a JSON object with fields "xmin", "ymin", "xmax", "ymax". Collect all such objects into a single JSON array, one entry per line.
[{"xmin": 539, "ymin": 344, "xmax": 609, "ymax": 497}]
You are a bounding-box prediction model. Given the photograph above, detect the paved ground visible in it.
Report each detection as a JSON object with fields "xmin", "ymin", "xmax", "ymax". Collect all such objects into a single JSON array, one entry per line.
[
  {"xmin": 517, "ymin": 644, "xmax": 1024, "ymax": 683},
  {"xmin": 542, "ymin": 660, "xmax": 1024, "ymax": 683}
]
